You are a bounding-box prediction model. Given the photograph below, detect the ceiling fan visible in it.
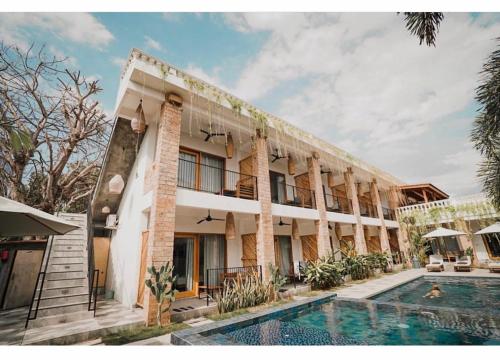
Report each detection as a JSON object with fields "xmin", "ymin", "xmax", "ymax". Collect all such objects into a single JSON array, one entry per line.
[
  {"xmin": 274, "ymin": 217, "xmax": 291, "ymax": 226},
  {"xmin": 196, "ymin": 210, "xmax": 225, "ymax": 224},
  {"xmin": 271, "ymin": 149, "xmax": 288, "ymax": 163},
  {"xmin": 200, "ymin": 129, "xmax": 225, "ymax": 142}
]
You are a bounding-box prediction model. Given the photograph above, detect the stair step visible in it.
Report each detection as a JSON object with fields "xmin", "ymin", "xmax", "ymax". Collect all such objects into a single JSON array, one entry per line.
[
  {"xmin": 53, "ymin": 240, "xmax": 86, "ymax": 246},
  {"xmin": 52, "ymin": 244, "xmax": 84, "ymax": 251},
  {"xmin": 46, "ymin": 271, "xmax": 86, "ymax": 281},
  {"xmin": 45, "ymin": 278, "xmax": 87, "ymax": 288},
  {"xmin": 35, "ymin": 301, "xmax": 89, "ymax": 317},
  {"xmin": 49, "ymin": 257, "xmax": 87, "ymax": 265},
  {"xmin": 39, "ymin": 294, "xmax": 89, "ymax": 307},
  {"xmin": 39, "ymin": 286, "xmax": 88, "ymax": 298},
  {"xmin": 28, "ymin": 310, "xmax": 93, "ymax": 328},
  {"xmin": 51, "ymin": 251, "xmax": 85, "ymax": 258},
  {"xmin": 48, "ymin": 263, "xmax": 85, "ymax": 272}
]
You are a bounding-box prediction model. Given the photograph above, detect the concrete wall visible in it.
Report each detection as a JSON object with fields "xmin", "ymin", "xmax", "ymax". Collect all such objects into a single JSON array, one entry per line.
[{"xmin": 106, "ymin": 119, "xmax": 157, "ymax": 308}]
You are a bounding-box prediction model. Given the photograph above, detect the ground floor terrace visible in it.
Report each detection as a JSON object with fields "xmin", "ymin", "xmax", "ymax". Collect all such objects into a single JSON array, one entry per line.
[{"xmin": 105, "ymin": 197, "xmax": 404, "ymax": 313}]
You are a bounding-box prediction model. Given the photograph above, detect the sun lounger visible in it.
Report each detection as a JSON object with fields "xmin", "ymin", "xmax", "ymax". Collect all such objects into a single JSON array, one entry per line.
[
  {"xmin": 488, "ymin": 260, "xmax": 500, "ymax": 273},
  {"xmin": 425, "ymin": 255, "xmax": 444, "ymax": 272},
  {"xmin": 454, "ymin": 256, "xmax": 471, "ymax": 272}
]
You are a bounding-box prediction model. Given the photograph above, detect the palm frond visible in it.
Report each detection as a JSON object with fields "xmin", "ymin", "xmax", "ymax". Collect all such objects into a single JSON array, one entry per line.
[{"xmin": 402, "ymin": 12, "xmax": 444, "ymax": 47}]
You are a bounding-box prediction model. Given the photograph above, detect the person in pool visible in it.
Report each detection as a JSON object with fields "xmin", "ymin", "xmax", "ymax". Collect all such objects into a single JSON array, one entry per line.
[{"xmin": 423, "ymin": 284, "xmax": 443, "ymax": 299}]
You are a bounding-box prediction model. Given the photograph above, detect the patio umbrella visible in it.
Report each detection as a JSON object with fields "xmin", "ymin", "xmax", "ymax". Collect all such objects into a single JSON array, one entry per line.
[
  {"xmin": 422, "ymin": 227, "xmax": 466, "ymax": 238},
  {"xmin": 474, "ymin": 222, "xmax": 500, "ymax": 235},
  {"xmin": 0, "ymin": 196, "xmax": 80, "ymax": 237}
]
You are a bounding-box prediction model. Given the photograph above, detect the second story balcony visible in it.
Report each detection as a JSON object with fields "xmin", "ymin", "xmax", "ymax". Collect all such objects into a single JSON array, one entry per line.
[
  {"xmin": 177, "ymin": 157, "xmax": 258, "ymax": 200},
  {"xmin": 382, "ymin": 207, "xmax": 397, "ymax": 221},
  {"xmin": 359, "ymin": 199, "xmax": 378, "ymax": 218},
  {"xmin": 324, "ymin": 193, "xmax": 352, "ymax": 214},
  {"xmin": 270, "ymin": 182, "xmax": 316, "ymax": 209}
]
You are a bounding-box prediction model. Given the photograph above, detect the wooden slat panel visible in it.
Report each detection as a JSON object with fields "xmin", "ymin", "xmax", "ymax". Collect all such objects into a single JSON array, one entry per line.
[
  {"xmin": 238, "ymin": 156, "xmax": 255, "ymax": 199},
  {"xmin": 136, "ymin": 231, "xmax": 149, "ymax": 307},
  {"xmin": 388, "ymin": 230, "xmax": 400, "ymax": 252},
  {"xmin": 294, "ymin": 173, "xmax": 312, "ymax": 207},
  {"xmin": 94, "ymin": 236, "xmax": 110, "ymax": 288},
  {"xmin": 301, "ymin": 235, "xmax": 318, "ymax": 262},
  {"xmin": 366, "ymin": 236, "xmax": 382, "ymax": 253},
  {"xmin": 241, "ymin": 233, "xmax": 257, "ymax": 267},
  {"xmin": 340, "ymin": 235, "xmax": 355, "ymax": 255}
]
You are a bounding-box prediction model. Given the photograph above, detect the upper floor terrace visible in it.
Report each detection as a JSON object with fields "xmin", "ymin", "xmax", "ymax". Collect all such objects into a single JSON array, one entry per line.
[{"xmin": 92, "ymin": 49, "xmax": 404, "ymax": 226}]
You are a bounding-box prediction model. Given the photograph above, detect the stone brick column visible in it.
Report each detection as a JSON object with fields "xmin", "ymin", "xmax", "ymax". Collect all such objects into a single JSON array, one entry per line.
[
  {"xmin": 370, "ymin": 179, "xmax": 391, "ymax": 254},
  {"xmin": 252, "ymin": 130, "xmax": 275, "ymax": 280},
  {"xmin": 344, "ymin": 167, "xmax": 367, "ymax": 254},
  {"xmin": 143, "ymin": 94, "xmax": 183, "ymax": 326},
  {"xmin": 307, "ymin": 152, "xmax": 332, "ymax": 258},
  {"xmin": 389, "ymin": 186, "xmax": 409, "ymax": 258}
]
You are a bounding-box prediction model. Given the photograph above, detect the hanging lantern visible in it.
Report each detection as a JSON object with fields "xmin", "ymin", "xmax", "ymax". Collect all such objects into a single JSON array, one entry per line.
[
  {"xmin": 225, "ymin": 212, "xmax": 236, "ymax": 241},
  {"xmin": 327, "ymin": 172, "xmax": 335, "ymax": 188},
  {"xmin": 101, "ymin": 205, "xmax": 111, "ymax": 214},
  {"xmin": 109, "ymin": 174, "xmax": 125, "ymax": 195},
  {"xmin": 226, "ymin": 132, "xmax": 234, "ymax": 159},
  {"xmin": 292, "ymin": 219, "xmax": 300, "ymax": 241},
  {"xmin": 288, "ymin": 154, "xmax": 296, "ymax": 175},
  {"xmin": 131, "ymin": 100, "xmax": 146, "ymax": 134},
  {"xmin": 1, "ymin": 249, "xmax": 8, "ymax": 262}
]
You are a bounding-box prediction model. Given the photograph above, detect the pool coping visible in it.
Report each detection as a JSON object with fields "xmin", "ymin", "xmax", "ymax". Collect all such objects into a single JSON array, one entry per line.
[{"xmin": 171, "ymin": 292, "xmax": 336, "ymax": 345}]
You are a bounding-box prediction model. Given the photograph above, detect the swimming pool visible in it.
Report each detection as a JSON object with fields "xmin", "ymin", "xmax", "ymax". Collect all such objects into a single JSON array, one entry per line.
[
  {"xmin": 370, "ymin": 276, "xmax": 500, "ymax": 312},
  {"xmin": 172, "ymin": 290, "xmax": 500, "ymax": 345}
]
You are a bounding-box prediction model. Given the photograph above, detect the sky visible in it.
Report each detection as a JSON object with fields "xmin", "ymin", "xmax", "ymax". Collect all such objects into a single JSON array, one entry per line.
[{"xmin": 1, "ymin": 12, "xmax": 499, "ymax": 197}]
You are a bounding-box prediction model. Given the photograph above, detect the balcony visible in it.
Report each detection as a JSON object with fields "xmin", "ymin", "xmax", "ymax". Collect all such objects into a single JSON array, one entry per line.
[
  {"xmin": 271, "ymin": 183, "xmax": 316, "ymax": 209},
  {"xmin": 359, "ymin": 199, "xmax": 378, "ymax": 218},
  {"xmin": 324, "ymin": 193, "xmax": 352, "ymax": 214},
  {"xmin": 382, "ymin": 207, "xmax": 397, "ymax": 221},
  {"xmin": 177, "ymin": 158, "xmax": 258, "ymax": 200}
]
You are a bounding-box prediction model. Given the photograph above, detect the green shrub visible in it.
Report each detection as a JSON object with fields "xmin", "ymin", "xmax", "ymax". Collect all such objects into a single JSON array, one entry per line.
[
  {"xmin": 268, "ymin": 264, "xmax": 287, "ymax": 301},
  {"xmin": 302, "ymin": 256, "xmax": 345, "ymax": 290},
  {"xmin": 342, "ymin": 255, "xmax": 370, "ymax": 280},
  {"xmin": 216, "ymin": 270, "xmax": 271, "ymax": 314}
]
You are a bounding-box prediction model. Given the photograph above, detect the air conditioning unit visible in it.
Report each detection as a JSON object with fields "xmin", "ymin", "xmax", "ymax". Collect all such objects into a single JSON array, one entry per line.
[{"xmin": 105, "ymin": 214, "xmax": 118, "ymax": 230}]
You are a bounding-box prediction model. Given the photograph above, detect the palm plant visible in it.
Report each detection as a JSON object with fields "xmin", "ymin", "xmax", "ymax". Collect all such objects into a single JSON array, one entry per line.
[
  {"xmin": 402, "ymin": 12, "xmax": 444, "ymax": 47},
  {"xmin": 471, "ymin": 38, "xmax": 500, "ymax": 210}
]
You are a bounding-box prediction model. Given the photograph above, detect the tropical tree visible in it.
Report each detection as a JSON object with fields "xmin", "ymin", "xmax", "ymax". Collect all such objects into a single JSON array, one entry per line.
[
  {"xmin": 0, "ymin": 43, "xmax": 110, "ymax": 213},
  {"xmin": 401, "ymin": 12, "xmax": 444, "ymax": 47},
  {"xmin": 471, "ymin": 38, "xmax": 500, "ymax": 210}
]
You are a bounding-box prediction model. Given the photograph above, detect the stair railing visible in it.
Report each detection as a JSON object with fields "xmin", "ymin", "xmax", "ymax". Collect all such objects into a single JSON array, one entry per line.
[
  {"xmin": 86, "ymin": 198, "xmax": 99, "ymax": 316},
  {"xmin": 25, "ymin": 234, "xmax": 54, "ymax": 328}
]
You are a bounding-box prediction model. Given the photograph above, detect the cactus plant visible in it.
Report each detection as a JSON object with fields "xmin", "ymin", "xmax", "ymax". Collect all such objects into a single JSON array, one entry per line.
[{"xmin": 145, "ymin": 262, "xmax": 177, "ymax": 327}]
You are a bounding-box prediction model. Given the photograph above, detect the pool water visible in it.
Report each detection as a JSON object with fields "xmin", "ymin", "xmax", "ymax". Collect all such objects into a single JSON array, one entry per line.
[
  {"xmin": 370, "ymin": 276, "xmax": 500, "ymax": 311},
  {"xmin": 204, "ymin": 298, "xmax": 500, "ymax": 345}
]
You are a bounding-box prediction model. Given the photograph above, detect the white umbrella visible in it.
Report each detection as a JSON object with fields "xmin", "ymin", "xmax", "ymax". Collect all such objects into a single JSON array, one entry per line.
[
  {"xmin": 0, "ymin": 196, "xmax": 80, "ymax": 236},
  {"xmin": 422, "ymin": 227, "xmax": 466, "ymax": 238},
  {"xmin": 475, "ymin": 222, "xmax": 500, "ymax": 235}
]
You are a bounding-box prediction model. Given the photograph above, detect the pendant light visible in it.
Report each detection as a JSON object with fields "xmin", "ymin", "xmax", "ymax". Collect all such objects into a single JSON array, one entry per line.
[
  {"xmin": 225, "ymin": 212, "xmax": 236, "ymax": 241},
  {"xmin": 109, "ymin": 174, "xmax": 125, "ymax": 195},
  {"xmin": 225, "ymin": 132, "xmax": 234, "ymax": 159},
  {"xmin": 131, "ymin": 100, "xmax": 146, "ymax": 134},
  {"xmin": 288, "ymin": 153, "xmax": 296, "ymax": 175}
]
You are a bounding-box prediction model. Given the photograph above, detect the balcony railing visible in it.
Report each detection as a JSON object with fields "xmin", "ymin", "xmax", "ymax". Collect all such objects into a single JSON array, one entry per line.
[
  {"xmin": 178, "ymin": 158, "xmax": 258, "ymax": 200},
  {"xmin": 359, "ymin": 199, "xmax": 378, "ymax": 218},
  {"xmin": 324, "ymin": 193, "xmax": 352, "ymax": 214},
  {"xmin": 271, "ymin": 183, "xmax": 316, "ymax": 209},
  {"xmin": 382, "ymin": 207, "xmax": 397, "ymax": 221}
]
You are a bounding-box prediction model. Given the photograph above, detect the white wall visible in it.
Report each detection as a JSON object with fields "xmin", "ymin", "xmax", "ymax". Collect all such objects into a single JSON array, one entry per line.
[{"xmin": 106, "ymin": 121, "xmax": 157, "ymax": 308}]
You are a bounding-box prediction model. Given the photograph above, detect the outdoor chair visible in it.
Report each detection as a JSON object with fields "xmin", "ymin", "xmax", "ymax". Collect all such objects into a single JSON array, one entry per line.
[
  {"xmin": 425, "ymin": 255, "xmax": 444, "ymax": 272},
  {"xmin": 454, "ymin": 255, "xmax": 471, "ymax": 272},
  {"xmin": 488, "ymin": 260, "xmax": 500, "ymax": 273}
]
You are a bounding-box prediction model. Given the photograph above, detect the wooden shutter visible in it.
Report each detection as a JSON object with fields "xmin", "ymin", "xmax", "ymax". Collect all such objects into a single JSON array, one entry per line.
[
  {"xmin": 301, "ymin": 235, "xmax": 318, "ymax": 262},
  {"xmin": 238, "ymin": 156, "xmax": 256, "ymax": 199},
  {"xmin": 136, "ymin": 231, "xmax": 149, "ymax": 307},
  {"xmin": 294, "ymin": 173, "xmax": 312, "ymax": 207},
  {"xmin": 241, "ymin": 233, "xmax": 257, "ymax": 267},
  {"xmin": 367, "ymin": 236, "xmax": 382, "ymax": 253}
]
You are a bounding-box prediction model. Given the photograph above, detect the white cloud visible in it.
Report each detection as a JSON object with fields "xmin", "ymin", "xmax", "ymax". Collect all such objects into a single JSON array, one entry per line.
[
  {"xmin": 223, "ymin": 13, "xmax": 499, "ymax": 196},
  {"xmin": 144, "ymin": 36, "xmax": 163, "ymax": 51},
  {"xmin": 0, "ymin": 13, "xmax": 114, "ymax": 50},
  {"xmin": 111, "ymin": 56, "xmax": 127, "ymax": 68}
]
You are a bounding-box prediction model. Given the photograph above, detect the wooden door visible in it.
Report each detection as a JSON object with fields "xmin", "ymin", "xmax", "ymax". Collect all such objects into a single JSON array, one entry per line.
[
  {"xmin": 294, "ymin": 173, "xmax": 312, "ymax": 207},
  {"xmin": 241, "ymin": 233, "xmax": 257, "ymax": 267},
  {"xmin": 93, "ymin": 236, "xmax": 110, "ymax": 288},
  {"xmin": 301, "ymin": 235, "xmax": 318, "ymax": 262},
  {"xmin": 136, "ymin": 231, "xmax": 149, "ymax": 307}
]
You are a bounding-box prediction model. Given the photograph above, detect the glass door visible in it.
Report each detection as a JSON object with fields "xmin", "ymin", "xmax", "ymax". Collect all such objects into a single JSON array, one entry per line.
[
  {"xmin": 178, "ymin": 151, "xmax": 198, "ymax": 190},
  {"xmin": 270, "ymin": 171, "xmax": 287, "ymax": 204},
  {"xmin": 173, "ymin": 235, "xmax": 197, "ymax": 298},
  {"xmin": 274, "ymin": 236, "xmax": 293, "ymax": 276}
]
